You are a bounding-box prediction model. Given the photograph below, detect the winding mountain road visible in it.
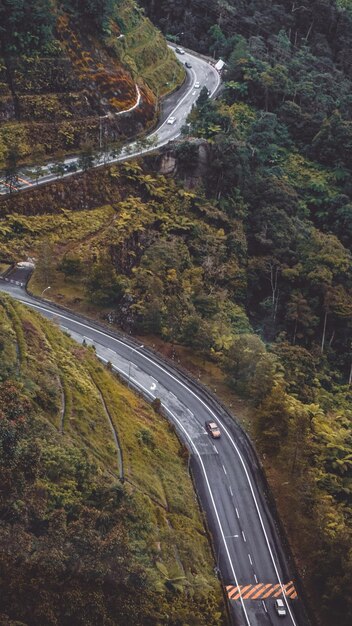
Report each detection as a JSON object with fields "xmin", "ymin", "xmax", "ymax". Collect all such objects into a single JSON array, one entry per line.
[
  {"xmin": 0, "ymin": 45, "xmax": 311, "ymax": 626},
  {"xmin": 0, "ymin": 281, "xmax": 310, "ymax": 626},
  {"xmin": 0, "ymin": 47, "xmax": 220, "ymax": 194}
]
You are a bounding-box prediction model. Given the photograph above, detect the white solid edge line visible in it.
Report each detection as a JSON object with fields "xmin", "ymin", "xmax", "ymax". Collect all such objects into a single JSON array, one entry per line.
[
  {"xmin": 101, "ymin": 307, "xmax": 297, "ymax": 626},
  {"xmin": 15, "ymin": 299, "xmax": 251, "ymax": 625},
  {"xmin": 0, "ymin": 51, "xmax": 220, "ymax": 194},
  {"xmin": 155, "ymin": 66, "xmax": 198, "ymax": 135},
  {"xmin": 217, "ymin": 422, "xmax": 297, "ymax": 624},
  {"xmin": 94, "ymin": 52, "xmax": 219, "ymax": 153},
  {"xmin": 98, "ymin": 356, "xmax": 251, "ymax": 624},
  {"xmin": 92, "ymin": 313, "xmax": 296, "ymax": 623},
  {"xmin": 161, "ymin": 402, "xmax": 251, "ymax": 626},
  {"xmin": 12, "ymin": 295, "xmax": 295, "ymax": 625}
]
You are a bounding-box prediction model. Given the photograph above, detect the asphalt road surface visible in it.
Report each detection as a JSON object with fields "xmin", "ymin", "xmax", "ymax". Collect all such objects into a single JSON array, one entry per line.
[
  {"xmin": 0, "ymin": 281, "xmax": 311, "ymax": 626},
  {"xmin": 0, "ymin": 47, "xmax": 220, "ymax": 195}
]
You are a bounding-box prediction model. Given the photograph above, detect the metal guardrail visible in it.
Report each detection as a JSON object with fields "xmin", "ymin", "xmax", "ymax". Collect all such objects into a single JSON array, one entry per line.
[{"xmin": 0, "ymin": 276, "xmax": 25, "ymax": 287}]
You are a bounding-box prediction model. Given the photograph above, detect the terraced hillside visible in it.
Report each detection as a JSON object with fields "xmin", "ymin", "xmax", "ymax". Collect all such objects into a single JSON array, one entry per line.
[
  {"xmin": 0, "ymin": 292, "xmax": 224, "ymax": 625},
  {"xmin": 0, "ymin": 0, "xmax": 184, "ymax": 167}
]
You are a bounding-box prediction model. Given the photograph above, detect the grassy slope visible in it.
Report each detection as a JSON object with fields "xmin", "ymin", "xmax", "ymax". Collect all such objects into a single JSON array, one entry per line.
[
  {"xmin": 0, "ymin": 0, "xmax": 184, "ymax": 167},
  {"xmin": 1, "ymin": 152, "xmax": 350, "ymax": 624},
  {"xmin": 0, "ymin": 293, "xmax": 224, "ymax": 625},
  {"xmin": 118, "ymin": 1, "xmax": 184, "ymax": 95}
]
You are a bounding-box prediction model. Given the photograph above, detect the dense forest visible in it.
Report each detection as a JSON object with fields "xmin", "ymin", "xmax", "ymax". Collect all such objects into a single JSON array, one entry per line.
[
  {"xmin": 0, "ymin": 1, "xmax": 352, "ymax": 625},
  {"xmin": 141, "ymin": 2, "xmax": 352, "ymax": 623},
  {"xmin": 1, "ymin": 148, "xmax": 350, "ymax": 624},
  {"xmin": 0, "ymin": 293, "xmax": 224, "ymax": 625},
  {"xmin": 142, "ymin": 0, "xmax": 352, "ymax": 62}
]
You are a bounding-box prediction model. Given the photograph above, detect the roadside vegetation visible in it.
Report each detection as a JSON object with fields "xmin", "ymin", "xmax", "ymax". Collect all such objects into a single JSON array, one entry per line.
[
  {"xmin": 1, "ymin": 0, "xmax": 352, "ymax": 625},
  {"xmin": 0, "ymin": 0, "xmax": 183, "ymax": 169},
  {"xmin": 1, "ymin": 147, "xmax": 351, "ymax": 623},
  {"xmin": 141, "ymin": 1, "xmax": 352, "ymax": 622},
  {"xmin": 0, "ymin": 293, "xmax": 224, "ymax": 626}
]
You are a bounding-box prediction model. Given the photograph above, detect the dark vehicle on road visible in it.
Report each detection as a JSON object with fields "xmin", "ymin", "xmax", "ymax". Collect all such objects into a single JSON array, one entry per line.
[{"xmin": 65, "ymin": 163, "xmax": 78, "ymax": 173}]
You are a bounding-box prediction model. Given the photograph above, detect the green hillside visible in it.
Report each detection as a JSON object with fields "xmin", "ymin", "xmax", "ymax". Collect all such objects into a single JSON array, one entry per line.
[
  {"xmin": 0, "ymin": 292, "xmax": 224, "ymax": 626},
  {"xmin": 0, "ymin": 0, "xmax": 184, "ymax": 167},
  {"xmin": 0, "ymin": 140, "xmax": 350, "ymax": 626},
  {"xmin": 1, "ymin": 0, "xmax": 352, "ymax": 625}
]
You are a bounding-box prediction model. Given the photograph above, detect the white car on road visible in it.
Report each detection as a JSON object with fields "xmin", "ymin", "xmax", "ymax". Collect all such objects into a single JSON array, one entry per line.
[
  {"xmin": 205, "ymin": 421, "xmax": 221, "ymax": 439},
  {"xmin": 167, "ymin": 116, "xmax": 176, "ymax": 125},
  {"xmin": 275, "ymin": 599, "xmax": 287, "ymax": 617},
  {"xmin": 194, "ymin": 81, "xmax": 200, "ymax": 88}
]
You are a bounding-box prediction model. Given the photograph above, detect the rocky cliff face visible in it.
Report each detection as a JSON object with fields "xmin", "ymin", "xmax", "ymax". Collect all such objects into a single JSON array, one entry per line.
[{"xmin": 159, "ymin": 139, "xmax": 209, "ymax": 188}]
